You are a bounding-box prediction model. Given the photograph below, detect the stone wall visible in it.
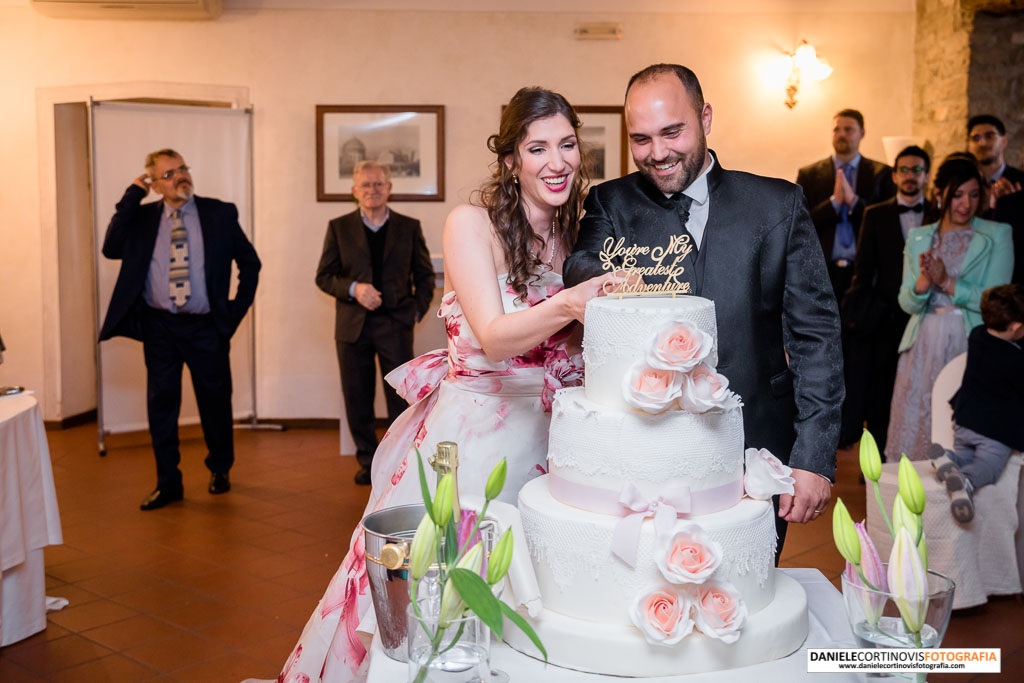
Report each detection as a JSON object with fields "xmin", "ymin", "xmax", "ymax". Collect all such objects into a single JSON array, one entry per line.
[
  {"xmin": 914, "ymin": 0, "xmax": 1024, "ymax": 166},
  {"xmin": 913, "ymin": 0, "xmax": 973, "ymax": 164},
  {"xmin": 968, "ymin": 11, "xmax": 1024, "ymax": 167}
]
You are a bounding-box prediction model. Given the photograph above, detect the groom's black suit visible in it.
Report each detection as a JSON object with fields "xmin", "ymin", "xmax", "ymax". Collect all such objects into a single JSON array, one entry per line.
[{"xmin": 565, "ymin": 154, "xmax": 843, "ymax": 516}]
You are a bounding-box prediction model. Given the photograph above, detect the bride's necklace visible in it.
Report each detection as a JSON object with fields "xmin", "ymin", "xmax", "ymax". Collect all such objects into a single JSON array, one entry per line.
[{"xmin": 540, "ymin": 219, "xmax": 556, "ymax": 269}]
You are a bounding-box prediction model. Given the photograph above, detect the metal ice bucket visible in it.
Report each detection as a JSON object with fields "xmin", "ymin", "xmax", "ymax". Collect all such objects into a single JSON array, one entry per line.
[{"xmin": 363, "ymin": 503, "xmax": 428, "ymax": 662}]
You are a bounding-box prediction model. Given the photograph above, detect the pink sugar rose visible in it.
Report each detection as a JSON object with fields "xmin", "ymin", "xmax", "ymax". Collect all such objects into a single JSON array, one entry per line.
[
  {"xmin": 656, "ymin": 525, "xmax": 722, "ymax": 584},
  {"xmin": 678, "ymin": 362, "xmax": 742, "ymax": 414},
  {"xmin": 743, "ymin": 447, "xmax": 795, "ymax": 500},
  {"xmin": 623, "ymin": 362, "xmax": 684, "ymax": 414},
  {"xmin": 629, "ymin": 588, "xmax": 694, "ymax": 646},
  {"xmin": 693, "ymin": 580, "xmax": 747, "ymax": 644},
  {"xmin": 646, "ymin": 319, "xmax": 712, "ymax": 373}
]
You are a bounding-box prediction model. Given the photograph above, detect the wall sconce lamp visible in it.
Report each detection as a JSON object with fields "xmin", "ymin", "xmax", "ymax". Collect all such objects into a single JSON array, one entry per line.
[{"xmin": 784, "ymin": 40, "xmax": 833, "ymax": 109}]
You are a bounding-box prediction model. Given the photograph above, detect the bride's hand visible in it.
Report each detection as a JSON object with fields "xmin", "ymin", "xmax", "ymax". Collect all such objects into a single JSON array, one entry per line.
[{"xmin": 561, "ymin": 272, "xmax": 622, "ymax": 323}]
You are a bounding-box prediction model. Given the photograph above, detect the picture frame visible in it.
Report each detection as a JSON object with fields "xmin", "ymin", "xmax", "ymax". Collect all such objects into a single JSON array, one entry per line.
[
  {"xmin": 316, "ymin": 105, "xmax": 445, "ymax": 202},
  {"xmin": 575, "ymin": 106, "xmax": 633, "ymax": 182}
]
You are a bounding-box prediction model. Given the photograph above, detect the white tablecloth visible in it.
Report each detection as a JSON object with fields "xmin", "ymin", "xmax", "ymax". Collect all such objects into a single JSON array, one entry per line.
[
  {"xmin": 0, "ymin": 393, "xmax": 63, "ymax": 646},
  {"xmin": 366, "ymin": 568, "xmax": 862, "ymax": 682}
]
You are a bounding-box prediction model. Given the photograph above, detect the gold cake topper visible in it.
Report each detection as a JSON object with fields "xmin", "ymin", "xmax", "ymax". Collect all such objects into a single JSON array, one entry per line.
[{"xmin": 598, "ymin": 235, "xmax": 694, "ymax": 297}]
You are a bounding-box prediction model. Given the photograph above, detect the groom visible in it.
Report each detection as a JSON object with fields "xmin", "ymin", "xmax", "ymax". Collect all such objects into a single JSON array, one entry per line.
[{"xmin": 564, "ymin": 64, "xmax": 843, "ymax": 558}]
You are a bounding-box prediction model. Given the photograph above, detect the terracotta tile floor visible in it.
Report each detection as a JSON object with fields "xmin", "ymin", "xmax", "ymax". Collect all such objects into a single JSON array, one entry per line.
[{"xmin": 0, "ymin": 426, "xmax": 1020, "ymax": 681}]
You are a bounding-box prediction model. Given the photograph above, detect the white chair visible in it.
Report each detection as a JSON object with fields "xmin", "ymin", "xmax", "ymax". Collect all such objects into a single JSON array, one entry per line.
[{"xmin": 866, "ymin": 353, "xmax": 1024, "ymax": 609}]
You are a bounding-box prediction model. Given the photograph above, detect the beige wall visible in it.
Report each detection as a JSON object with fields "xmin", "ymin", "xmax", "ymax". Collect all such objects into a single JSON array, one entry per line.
[{"xmin": 0, "ymin": 6, "xmax": 915, "ymax": 420}]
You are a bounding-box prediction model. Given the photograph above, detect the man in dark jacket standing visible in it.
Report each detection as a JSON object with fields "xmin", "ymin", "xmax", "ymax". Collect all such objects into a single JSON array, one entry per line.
[
  {"xmin": 316, "ymin": 161, "xmax": 435, "ymax": 485},
  {"xmin": 100, "ymin": 148, "xmax": 260, "ymax": 510}
]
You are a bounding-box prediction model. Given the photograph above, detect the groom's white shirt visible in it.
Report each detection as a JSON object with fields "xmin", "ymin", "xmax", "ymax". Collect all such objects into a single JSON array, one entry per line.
[{"xmin": 662, "ymin": 153, "xmax": 715, "ymax": 250}]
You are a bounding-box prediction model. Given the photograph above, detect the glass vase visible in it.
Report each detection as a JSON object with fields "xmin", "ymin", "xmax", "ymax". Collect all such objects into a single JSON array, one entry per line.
[
  {"xmin": 407, "ymin": 598, "xmax": 489, "ymax": 683},
  {"xmin": 841, "ymin": 565, "xmax": 955, "ymax": 681}
]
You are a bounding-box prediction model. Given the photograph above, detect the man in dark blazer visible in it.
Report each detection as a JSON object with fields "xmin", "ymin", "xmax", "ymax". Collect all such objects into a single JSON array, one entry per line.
[
  {"xmin": 564, "ymin": 64, "xmax": 843, "ymax": 559},
  {"xmin": 967, "ymin": 114, "xmax": 1024, "ymax": 214},
  {"xmin": 842, "ymin": 146, "xmax": 939, "ymax": 453},
  {"xmin": 796, "ymin": 109, "xmax": 896, "ymax": 305},
  {"xmin": 316, "ymin": 161, "xmax": 435, "ymax": 485},
  {"xmin": 100, "ymin": 149, "xmax": 260, "ymax": 510},
  {"xmin": 995, "ymin": 190, "xmax": 1024, "ymax": 285}
]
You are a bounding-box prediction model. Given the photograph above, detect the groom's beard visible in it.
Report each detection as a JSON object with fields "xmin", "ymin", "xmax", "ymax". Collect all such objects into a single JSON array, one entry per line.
[{"xmin": 636, "ymin": 134, "xmax": 708, "ymax": 195}]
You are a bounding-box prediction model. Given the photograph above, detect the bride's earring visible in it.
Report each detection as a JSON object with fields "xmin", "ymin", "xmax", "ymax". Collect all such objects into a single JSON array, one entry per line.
[{"xmin": 512, "ymin": 173, "xmax": 519, "ymax": 185}]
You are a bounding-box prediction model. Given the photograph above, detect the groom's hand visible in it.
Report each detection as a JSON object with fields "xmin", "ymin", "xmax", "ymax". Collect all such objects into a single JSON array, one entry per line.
[{"xmin": 779, "ymin": 468, "xmax": 831, "ymax": 524}]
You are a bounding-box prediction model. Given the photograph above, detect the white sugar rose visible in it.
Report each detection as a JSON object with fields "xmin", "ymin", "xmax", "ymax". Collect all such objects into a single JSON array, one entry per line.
[
  {"xmin": 629, "ymin": 588, "xmax": 694, "ymax": 646},
  {"xmin": 623, "ymin": 362, "xmax": 683, "ymax": 414},
  {"xmin": 656, "ymin": 525, "xmax": 722, "ymax": 584},
  {"xmin": 678, "ymin": 363, "xmax": 742, "ymax": 414},
  {"xmin": 646, "ymin": 319, "xmax": 712, "ymax": 373},
  {"xmin": 743, "ymin": 447, "xmax": 795, "ymax": 500},
  {"xmin": 693, "ymin": 580, "xmax": 747, "ymax": 644}
]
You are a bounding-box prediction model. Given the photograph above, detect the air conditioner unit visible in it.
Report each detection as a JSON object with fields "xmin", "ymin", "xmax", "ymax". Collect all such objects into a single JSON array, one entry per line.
[{"xmin": 31, "ymin": 0, "xmax": 223, "ymax": 20}]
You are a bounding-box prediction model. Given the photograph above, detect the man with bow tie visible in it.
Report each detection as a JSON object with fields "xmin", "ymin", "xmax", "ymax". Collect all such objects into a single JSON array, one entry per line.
[
  {"xmin": 842, "ymin": 145, "xmax": 939, "ymax": 453},
  {"xmin": 796, "ymin": 109, "xmax": 897, "ymax": 306}
]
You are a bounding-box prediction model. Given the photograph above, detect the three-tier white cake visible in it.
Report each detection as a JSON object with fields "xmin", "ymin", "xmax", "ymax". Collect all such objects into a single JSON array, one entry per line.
[{"xmin": 504, "ymin": 296, "xmax": 809, "ymax": 676}]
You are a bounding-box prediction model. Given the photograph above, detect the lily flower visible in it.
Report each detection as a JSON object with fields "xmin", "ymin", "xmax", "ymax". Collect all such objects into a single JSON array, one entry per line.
[
  {"xmin": 487, "ymin": 528, "xmax": 514, "ymax": 585},
  {"xmin": 843, "ymin": 522, "xmax": 887, "ymax": 624},
  {"xmin": 832, "ymin": 497, "xmax": 861, "ymax": 566},
  {"xmin": 859, "ymin": 430, "xmax": 882, "ymax": 482},
  {"xmin": 485, "ymin": 459, "xmax": 507, "ymax": 502},
  {"xmin": 887, "ymin": 527, "xmax": 930, "ymax": 634},
  {"xmin": 409, "ymin": 513, "xmax": 438, "ymax": 580},
  {"xmin": 439, "ymin": 541, "xmax": 484, "ymax": 627},
  {"xmin": 897, "ymin": 455, "xmax": 926, "ymax": 515},
  {"xmin": 434, "ymin": 473, "xmax": 455, "ymax": 528}
]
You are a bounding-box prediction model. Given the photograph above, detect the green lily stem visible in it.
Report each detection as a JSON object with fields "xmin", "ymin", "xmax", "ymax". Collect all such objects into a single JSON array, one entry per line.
[
  {"xmin": 873, "ymin": 480, "xmax": 895, "ymax": 539},
  {"xmin": 855, "ymin": 564, "xmax": 881, "ymax": 592}
]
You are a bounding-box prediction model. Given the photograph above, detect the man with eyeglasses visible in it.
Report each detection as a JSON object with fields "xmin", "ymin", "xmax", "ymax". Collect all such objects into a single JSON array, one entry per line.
[
  {"xmin": 100, "ymin": 148, "xmax": 261, "ymax": 510},
  {"xmin": 841, "ymin": 145, "xmax": 939, "ymax": 454},
  {"xmin": 966, "ymin": 114, "xmax": 1024, "ymax": 211},
  {"xmin": 796, "ymin": 109, "xmax": 897, "ymax": 307},
  {"xmin": 316, "ymin": 160, "xmax": 435, "ymax": 485}
]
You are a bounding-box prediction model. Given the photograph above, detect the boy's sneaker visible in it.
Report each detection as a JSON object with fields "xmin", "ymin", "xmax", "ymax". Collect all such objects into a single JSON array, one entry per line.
[
  {"xmin": 949, "ymin": 478, "xmax": 975, "ymax": 524},
  {"xmin": 928, "ymin": 443, "xmax": 959, "ymax": 483},
  {"xmin": 928, "ymin": 443, "xmax": 975, "ymax": 523}
]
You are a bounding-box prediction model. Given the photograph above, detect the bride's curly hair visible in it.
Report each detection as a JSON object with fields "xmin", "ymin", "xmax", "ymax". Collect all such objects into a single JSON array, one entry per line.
[{"xmin": 476, "ymin": 87, "xmax": 590, "ymax": 302}]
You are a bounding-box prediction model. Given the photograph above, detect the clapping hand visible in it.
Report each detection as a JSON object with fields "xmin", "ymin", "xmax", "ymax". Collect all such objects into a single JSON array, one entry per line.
[
  {"xmin": 833, "ymin": 170, "xmax": 857, "ymax": 208},
  {"xmin": 989, "ymin": 177, "xmax": 1022, "ymax": 209},
  {"xmin": 923, "ymin": 251, "xmax": 948, "ymax": 286}
]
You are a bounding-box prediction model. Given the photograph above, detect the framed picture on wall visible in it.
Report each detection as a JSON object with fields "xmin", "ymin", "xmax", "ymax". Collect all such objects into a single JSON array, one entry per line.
[
  {"xmin": 575, "ymin": 106, "xmax": 632, "ymax": 182},
  {"xmin": 316, "ymin": 105, "xmax": 445, "ymax": 202}
]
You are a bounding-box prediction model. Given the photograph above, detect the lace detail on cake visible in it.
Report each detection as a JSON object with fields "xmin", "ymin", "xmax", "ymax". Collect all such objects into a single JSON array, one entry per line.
[
  {"xmin": 583, "ymin": 299, "xmax": 719, "ymax": 371},
  {"xmin": 521, "ymin": 498, "xmax": 776, "ymax": 595},
  {"xmin": 547, "ymin": 391, "xmax": 741, "ymax": 480}
]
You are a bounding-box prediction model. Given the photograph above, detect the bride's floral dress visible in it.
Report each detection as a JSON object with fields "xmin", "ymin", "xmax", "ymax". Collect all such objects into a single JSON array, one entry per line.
[{"xmin": 279, "ymin": 270, "xmax": 581, "ymax": 682}]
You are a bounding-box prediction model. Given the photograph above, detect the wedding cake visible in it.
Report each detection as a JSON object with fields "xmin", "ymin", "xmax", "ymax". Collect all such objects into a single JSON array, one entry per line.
[{"xmin": 504, "ymin": 296, "xmax": 809, "ymax": 676}]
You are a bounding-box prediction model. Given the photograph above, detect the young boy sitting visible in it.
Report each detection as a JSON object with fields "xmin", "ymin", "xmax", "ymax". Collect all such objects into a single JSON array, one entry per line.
[{"xmin": 930, "ymin": 283, "xmax": 1024, "ymax": 523}]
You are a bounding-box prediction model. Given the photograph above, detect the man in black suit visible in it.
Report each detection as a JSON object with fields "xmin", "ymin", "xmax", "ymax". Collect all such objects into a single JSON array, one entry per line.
[
  {"xmin": 564, "ymin": 64, "xmax": 843, "ymax": 558},
  {"xmin": 842, "ymin": 146, "xmax": 939, "ymax": 453},
  {"xmin": 796, "ymin": 109, "xmax": 896, "ymax": 304},
  {"xmin": 100, "ymin": 149, "xmax": 260, "ymax": 510},
  {"xmin": 967, "ymin": 114, "xmax": 1024, "ymax": 213},
  {"xmin": 316, "ymin": 161, "xmax": 435, "ymax": 485},
  {"xmin": 995, "ymin": 190, "xmax": 1024, "ymax": 285}
]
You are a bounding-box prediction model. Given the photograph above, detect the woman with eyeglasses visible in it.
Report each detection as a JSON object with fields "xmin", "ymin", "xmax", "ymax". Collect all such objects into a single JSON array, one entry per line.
[
  {"xmin": 886, "ymin": 155, "xmax": 1014, "ymax": 462},
  {"xmin": 276, "ymin": 87, "xmax": 616, "ymax": 682}
]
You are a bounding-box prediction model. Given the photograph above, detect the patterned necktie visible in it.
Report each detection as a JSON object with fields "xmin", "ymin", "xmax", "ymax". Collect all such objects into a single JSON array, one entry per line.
[
  {"xmin": 837, "ymin": 162, "xmax": 856, "ymax": 248},
  {"xmin": 168, "ymin": 209, "xmax": 191, "ymax": 307},
  {"xmin": 671, "ymin": 192, "xmax": 697, "ymax": 255}
]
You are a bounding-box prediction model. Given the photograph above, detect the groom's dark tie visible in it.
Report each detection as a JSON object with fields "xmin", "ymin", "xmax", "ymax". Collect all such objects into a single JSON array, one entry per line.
[
  {"xmin": 670, "ymin": 192, "xmax": 698, "ymax": 292},
  {"xmin": 670, "ymin": 192, "xmax": 697, "ymax": 255}
]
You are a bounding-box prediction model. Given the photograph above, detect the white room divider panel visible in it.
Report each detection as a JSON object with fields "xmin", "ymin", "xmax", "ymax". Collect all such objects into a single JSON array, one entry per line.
[{"xmin": 91, "ymin": 101, "xmax": 254, "ymax": 441}]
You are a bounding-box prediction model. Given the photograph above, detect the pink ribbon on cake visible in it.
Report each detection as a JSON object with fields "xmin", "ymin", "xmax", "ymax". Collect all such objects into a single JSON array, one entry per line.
[{"xmin": 547, "ymin": 474, "xmax": 743, "ymax": 567}]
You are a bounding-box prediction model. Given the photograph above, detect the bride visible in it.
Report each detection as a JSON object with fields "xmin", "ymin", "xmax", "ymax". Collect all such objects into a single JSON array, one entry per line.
[{"xmin": 278, "ymin": 87, "xmax": 615, "ymax": 682}]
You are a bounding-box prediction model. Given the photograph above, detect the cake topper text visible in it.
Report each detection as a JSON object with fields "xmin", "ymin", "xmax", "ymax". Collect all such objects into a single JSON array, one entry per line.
[{"xmin": 598, "ymin": 235, "xmax": 694, "ymax": 297}]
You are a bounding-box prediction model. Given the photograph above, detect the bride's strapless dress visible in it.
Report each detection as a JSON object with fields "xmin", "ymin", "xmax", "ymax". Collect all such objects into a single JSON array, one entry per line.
[{"xmin": 278, "ymin": 270, "xmax": 581, "ymax": 682}]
